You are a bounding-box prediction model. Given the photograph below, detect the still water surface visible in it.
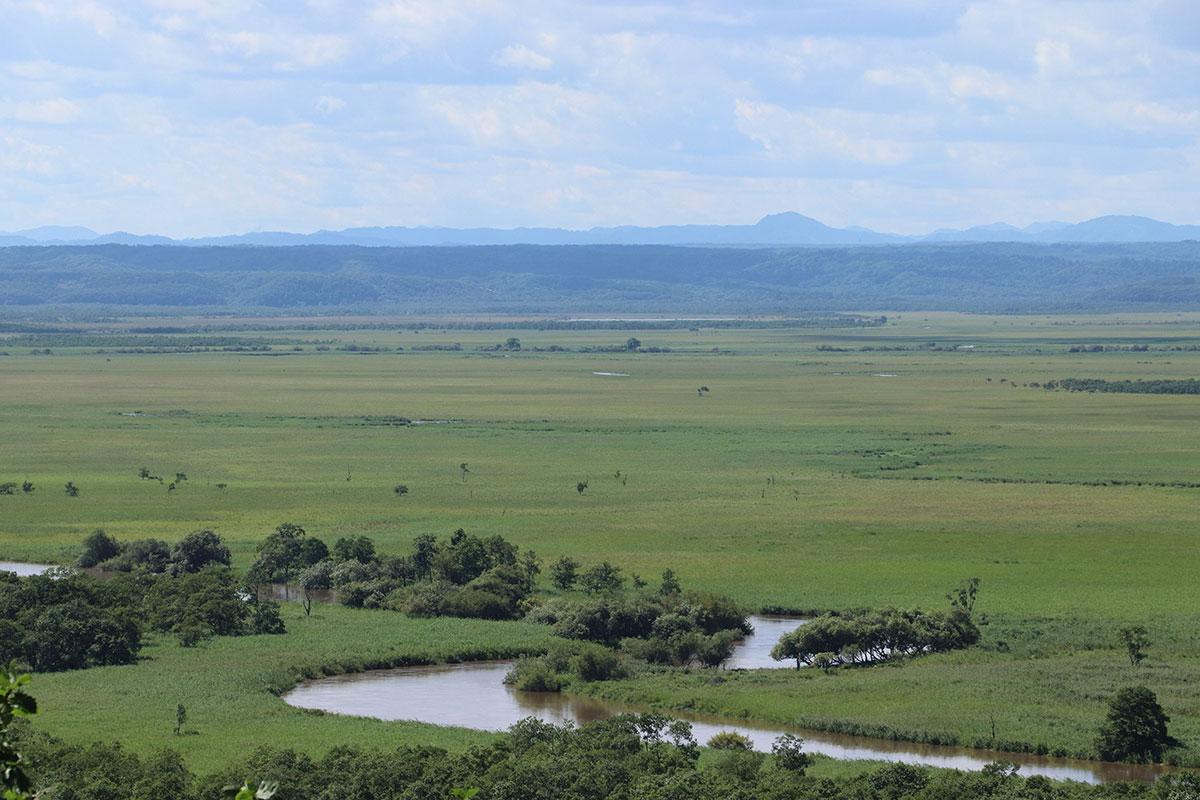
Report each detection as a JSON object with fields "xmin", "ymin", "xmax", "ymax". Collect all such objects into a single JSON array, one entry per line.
[{"xmin": 0, "ymin": 561, "xmax": 55, "ymax": 576}]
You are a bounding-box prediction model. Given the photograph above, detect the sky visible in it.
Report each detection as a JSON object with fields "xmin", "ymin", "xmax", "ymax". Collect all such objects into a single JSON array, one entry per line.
[{"xmin": 1, "ymin": 0, "xmax": 1197, "ymax": 237}]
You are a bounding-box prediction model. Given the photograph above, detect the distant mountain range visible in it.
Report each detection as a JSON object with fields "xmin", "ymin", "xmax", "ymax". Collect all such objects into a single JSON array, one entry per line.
[{"xmin": 2, "ymin": 213, "xmax": 1197, "ymax": 248}]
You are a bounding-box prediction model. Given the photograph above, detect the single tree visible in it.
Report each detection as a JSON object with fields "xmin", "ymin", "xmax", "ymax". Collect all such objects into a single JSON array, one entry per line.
[
  {"xmin": 576, "ymin": 480, "xmax": 588, "ymax": 495},
  {"xmin": 659, "ymin": 568, "xmax": 682, "ymax": 596},
  {"xmin": 393, "ymin": 484, "xmax": 409, "ymax": 495},
  {"xmin": 460, "ymin": 463, "xmax": 470, "ymax": 482},
  {"xmin": 771, "ymin": 733, "xmax": 811, "ymax": 774},
  {"xmin": 138, "ymin": 466, "xmax": 150, "ymax": 480},
  {"xmin": 625, "ymin": 337, "xmax": 641, "ymax": 350},
  {"xmin": 174, "ymin": 472, "xmax": 187, "ymax": 483},
  {"xmin": 63, "ymin": 481, "xmax": 79, "ymax": 497},
  {"xmin": 549, "ymin": 556, "xmax": 580, "ymax": 591},
  {"xmin": 579, "ymin": 561, "xmax": 624, "ymax": 594},
  {"xmin": 1095, "ymin": 686, "xmax": 1177, "ymax": 763},
  {"xmin": 1119, "ymin": 625, "xmax": 1150, "ymax": 667},
  {"xmin": 20, "ymin": 481, "xmax": 33, "ymax": 494},
  {"xmin": 174, "ymin": 703, "xmax": 187, "ymax": 735}
]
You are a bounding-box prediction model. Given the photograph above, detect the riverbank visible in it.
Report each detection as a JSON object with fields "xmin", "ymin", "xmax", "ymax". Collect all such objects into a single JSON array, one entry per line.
[
  {"xmin": 29, "ymin": 605, "xmax": 556, "ymax": 774},
  {"xmin": 26, "ymin": 601, "xmax": 1200, "ymax": 777}
]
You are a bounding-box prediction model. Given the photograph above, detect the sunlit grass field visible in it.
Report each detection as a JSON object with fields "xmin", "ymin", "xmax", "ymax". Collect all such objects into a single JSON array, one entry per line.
[{"xmin": 4, "ymin": 311, "xmax": 1200, "ymax": 765}]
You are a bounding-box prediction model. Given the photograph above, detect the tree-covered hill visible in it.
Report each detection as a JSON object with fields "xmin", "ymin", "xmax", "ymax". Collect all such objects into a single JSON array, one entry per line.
[{"xmin": 1, "ymin": 241, "xmax": 1198, "ymax": 313}]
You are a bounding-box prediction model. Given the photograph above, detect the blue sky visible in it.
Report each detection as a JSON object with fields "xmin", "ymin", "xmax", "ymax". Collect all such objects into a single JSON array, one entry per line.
[{"xmin": 1, "ymin": 0, "xmax": 1197, "ymax": 237}]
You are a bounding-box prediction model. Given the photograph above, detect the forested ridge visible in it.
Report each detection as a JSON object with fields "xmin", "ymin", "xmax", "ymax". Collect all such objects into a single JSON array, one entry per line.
[{"xmin": 2, "ymin": 241, "xmax": 1199, "ymax": 313}]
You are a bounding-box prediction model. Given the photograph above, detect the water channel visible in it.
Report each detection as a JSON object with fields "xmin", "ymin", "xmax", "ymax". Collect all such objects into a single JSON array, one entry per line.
[
  {"xmin": 0, "ymin": 561, "xmax": 56, "ymax": 576},
  {"xmin": 284, "ymin": 615, "xmax": 1171, "ymax": 784}
]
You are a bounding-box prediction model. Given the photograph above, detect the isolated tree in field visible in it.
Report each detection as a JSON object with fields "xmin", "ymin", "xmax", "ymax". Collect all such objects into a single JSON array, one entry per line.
[
  {"xmin": 138, "ymin": 467, "xmax": 150, "ymax": 480},
  {"xmin": 576, "ymin": 480, "xmax": 588, "ymax": 495},
  {"xmin": 394, "ymin": 484, "xmax": 409, "ymax": 495},
  {"xmin": 1119, "ymin": 625, "xmax": 1150, "ymax": 667},
  {"xmin": 174, "ymin": 472, "xmax": 187, "ymax": 484},
  {"xmin": 580, "ymin": 561, "xmax": 624, "ymax": 594},
  {"xmin": 460, "ymin": 463, "xmax": 470, "ymax": 482},
  {"xmin": 625, "ymin": 337, "xmax": 641, "ymax": 351},
  {"xmin": 20, "ymin": 481, "xmax": 33, "ymax": 494},
  {"xmin": 1095, "ymin": 686, "xmax": 1177, "ymax": 763},
  {"xmin": 550, "ymin": 556, "xmax": 580, "ymax": 590},
  {"xmin": 504, "ymin": 337, "xmax": 521, "ymax": 350},
  {"xmin": 174, "ymin": 703, "xmax": 187, "ymax": 736},
  {"xmin": 659, "ymin": 568, "xmax": 681, "ymax": 596},
  {"xmin": 947, "ymin": 577, "xmax": 980, "ymax": 616},
  {"xmin": 63, "ymin": 481, "xmax": 79, "ymax": 497}
]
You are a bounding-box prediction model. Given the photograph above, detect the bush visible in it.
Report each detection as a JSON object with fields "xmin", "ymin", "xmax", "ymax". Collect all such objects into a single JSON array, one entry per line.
[
  {"xmin": 76, "ymin": 529, "xmax": 121, "ymax": 568},
  {"xmin": 569, "ymin": 646, "xmax": 628, "ymax": 682},
  {"xmin": 707, "ymin": 731, "xmax": 754, "ymax": 750}
]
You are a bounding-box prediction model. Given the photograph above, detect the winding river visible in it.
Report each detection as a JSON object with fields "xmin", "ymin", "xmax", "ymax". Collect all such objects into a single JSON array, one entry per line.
[{"xmin": 284, "ymin": 616, "xmax": 1173, "ymax": 784}]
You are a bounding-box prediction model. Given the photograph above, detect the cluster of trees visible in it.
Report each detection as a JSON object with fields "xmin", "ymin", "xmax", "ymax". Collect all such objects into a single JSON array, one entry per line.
[
  {"xmin": 0, "ymin": 529, "xmax": 283, "ymax": 671},
  {"xmin": 76, "ymin": 528, "xmax": 230, "ymax": 576},
  {"xmin": 1041, "ymin": 378, "xmax": 1200, "ymax": 394},
  {"xmin": 261, "ymin": 528, "xmax": 541, "ymax": 621},
  {"xmin": 526, "ymin": 569, "xmax": 750, "ymax": 669},
  {"xmin": 771, "ymin": 605, "xmax": 980, "ymax": 669}
]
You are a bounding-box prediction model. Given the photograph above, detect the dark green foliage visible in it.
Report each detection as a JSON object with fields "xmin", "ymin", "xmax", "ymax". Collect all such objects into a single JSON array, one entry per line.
[
  {"xmin": 63, "ymin": 481, "xmax": 79, "ymax": 497},
  {"xmin": 329, "ymin": 530, "xmax": 537, "ymax": 621},
  {"xmin": 1119, "ymin": 626, "xmax": 1150, "ymax": 667},
  {"xmin": 659, "ymin": 568, "xmax": 681, "ymax": 596},
  {"xmin": 1095, "ymin": 686, "xmax": 1177, "ymax": 763},
  {"xmin": 148, "ymin": 567, "xmax": 249, "ymax": 642},
  {"xmin": 707, "ymin": 731, "xmax": 753, "ymax": 750},
  {"xmin": 76, "ymin": 528, "xmax": 121, "ymax": 568},
  {"xmin": 771, "ymin": 605, "xmax": 980, "ymax": 668},
  {"xmin": 12, "ymin": 707, "xmax": 1190, "ymax": 800},
  {"xmin": 770, "ymin": 734, "xmax": 811, "ymax": 774},
  {"xmin": 549, "ymin": 556, "xmax": 580, "ymax": 590},
  {"xmin": 169, "ymin": 530, "xmax": 231, "ymax": 575},
  {"xmin": 2, "ymin": 662, "xmax": 37, "ymax": 799},
  {"xmin": 332, "ymin": 535, "xmax": 376, "ymax": 564},
  {"xmin": 250, "ymin": 523, "xmax": 326, "ymax": 584},
  {"xmin": 248, "ymin": 596, "xmax": 287, "ymax": 635},
  {"xmin": 569, "ymin": 645, "xmax": 629, "ymax": 682},
  {"xmin": 579, "ymin": 561, "xmax": 624, "ymax": 594},
  {"xmin": 1047, "ymin": 378, "xmax": 1200, "ymax": 394},
  {"xmin": 103, "ymin": 538, "xmax": 171, "ymax": 573},
  {"xmin": 0, "ymin": 572, "xmax": 141, "ymax": 671}
]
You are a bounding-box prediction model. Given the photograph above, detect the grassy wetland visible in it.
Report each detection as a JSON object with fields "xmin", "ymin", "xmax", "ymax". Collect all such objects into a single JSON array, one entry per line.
[{"xmin": 4, "ymin": 311, "xmax": 1200, "ymax": 770}]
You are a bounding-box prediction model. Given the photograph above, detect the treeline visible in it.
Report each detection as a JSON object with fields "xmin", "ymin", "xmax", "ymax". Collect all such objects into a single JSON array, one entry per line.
[
  {"xmin": 5, "ymin": 240, "xmax": 1200, "ymax": 312},
  {"xmin": 1042, "ymin": 378, "xmax": 1200, "ymax": 394},
  {"xmin": 12, "ymin": 713, "xmax": 1198, "ymax": 800},
  {"xmin": 0, "ymin": 529, "xmax": 284, "ymax": 670}
]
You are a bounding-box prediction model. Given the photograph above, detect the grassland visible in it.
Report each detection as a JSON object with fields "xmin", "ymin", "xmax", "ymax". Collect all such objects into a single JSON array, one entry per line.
[{"xmin": 4, "ymin": 311, "xmax": 1200, "ymax": 766}]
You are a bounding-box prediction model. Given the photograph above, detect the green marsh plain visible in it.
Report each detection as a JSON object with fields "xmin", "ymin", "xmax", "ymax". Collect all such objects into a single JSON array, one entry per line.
[{"xmin": 3, "ymin": 312, "xmax": 1200, "ymax": 770}]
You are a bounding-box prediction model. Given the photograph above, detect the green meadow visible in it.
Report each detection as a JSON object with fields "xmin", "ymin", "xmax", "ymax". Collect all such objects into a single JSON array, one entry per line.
[{"xmin": 4, "ymin": 311, "xmax": 1200, "ymax": 766}]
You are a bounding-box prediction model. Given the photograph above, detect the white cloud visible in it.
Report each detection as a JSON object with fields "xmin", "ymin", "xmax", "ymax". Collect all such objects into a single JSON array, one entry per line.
[
  {"xmin": 494, "ymin": 44, "xmax": 552, "ymax": 70},
  {"xmin": 4, "ymin": 98, "xmax": 83, "ymax": 123}
]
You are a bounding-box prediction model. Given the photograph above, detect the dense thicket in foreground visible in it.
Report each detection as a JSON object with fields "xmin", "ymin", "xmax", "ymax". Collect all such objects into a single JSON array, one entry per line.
[{"xmin": 14, "ymin": 713, "xmax": 1200, "ymax": 800}]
